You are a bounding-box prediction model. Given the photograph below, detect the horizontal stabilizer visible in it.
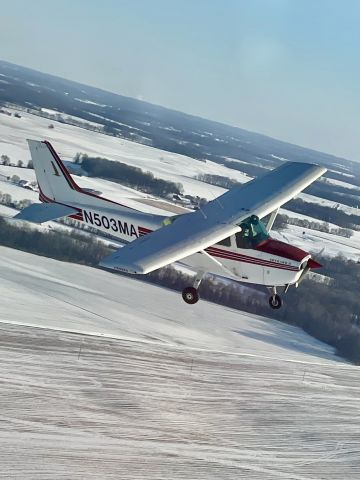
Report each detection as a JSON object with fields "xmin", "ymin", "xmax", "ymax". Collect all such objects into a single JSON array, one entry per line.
[{"xmin": 13, "ymin": 203, "xmax": 78, "ymax": 224}]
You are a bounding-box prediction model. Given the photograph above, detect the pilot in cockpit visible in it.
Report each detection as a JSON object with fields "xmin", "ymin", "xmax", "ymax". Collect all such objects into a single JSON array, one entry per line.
[{"xmin": 235, "ymin": 215, "xmax": 269, "ymax": 249}]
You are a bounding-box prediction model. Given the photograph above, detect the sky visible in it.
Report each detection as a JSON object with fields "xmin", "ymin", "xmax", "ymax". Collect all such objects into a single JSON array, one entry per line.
[{"xmin": 1, "ymin": 0, "xmax": 360, "ymax": 161}]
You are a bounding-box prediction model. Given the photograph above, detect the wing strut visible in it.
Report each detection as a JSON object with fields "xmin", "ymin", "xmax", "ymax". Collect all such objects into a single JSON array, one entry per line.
[{"xmin": 266, "ymin": 208, "xmax": 280, "ymax": 232}]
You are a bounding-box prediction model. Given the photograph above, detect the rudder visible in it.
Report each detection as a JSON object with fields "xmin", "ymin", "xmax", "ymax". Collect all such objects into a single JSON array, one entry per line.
[{"xmin": 27, "ymin": 139, "xmax": 81, "ymax": 203}]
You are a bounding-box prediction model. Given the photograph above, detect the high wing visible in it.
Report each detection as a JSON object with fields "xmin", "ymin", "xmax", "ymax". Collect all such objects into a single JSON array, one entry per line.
[{"xmin": 100, "ymin": 162, "xmax": 326, "ymax": 274}]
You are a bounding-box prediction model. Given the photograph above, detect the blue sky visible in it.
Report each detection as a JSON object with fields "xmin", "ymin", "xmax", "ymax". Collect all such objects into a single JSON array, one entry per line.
[{"xmin": 1, "ymin": 0, "xmax": 360, "ymax": 161}]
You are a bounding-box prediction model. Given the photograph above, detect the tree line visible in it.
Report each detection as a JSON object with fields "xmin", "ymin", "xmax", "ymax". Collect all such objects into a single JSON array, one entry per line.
[
  {"xmin": 76, "ymin": 154, "xmax": 184, "ymax": 197},
  {"xmin": 273, "ymin": 213, "xmax": 353, "ymax": 238},
  {"xmin": 287, "ymin": 198, "xmax": 360, "ymax": 230},
  {"xmin": 0, "ymin": 216, "xmax": 111, "ymax": 266}
]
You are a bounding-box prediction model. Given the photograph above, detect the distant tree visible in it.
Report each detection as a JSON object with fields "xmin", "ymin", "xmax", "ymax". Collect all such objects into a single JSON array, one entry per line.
[
  {"xmin": 27, "ymin": 160, "xmax": 34, "ymax": 169},
  {"xmin": 17, "ymin": 199, "xmax": 32, "ymax": 210},
  {"xmin": 2, "ymin": 193, "xmax": 12, "ymax": 205},
  {"xmin": 196, "ymin": 173, "xmax": 239, "ymax": 190},
  {"xmin": 272, "ymin": 213, "xmax": 288, "ymax": 230},
  {"xmin": 11, "ymin": 175, "xmax": 20, "ymax": 184},
  {"xmin": 74, "ymin": 152, "xmax": 82, "ymax": 164},
  {"xmin": 175, "ymin": 182, "xmax": 184, "ymax": 195},
  {"xmin": 1, "ymin": 155, "xmax": 10, "ymax": 166},
  {"xmin": 103, "ymin": 124, "xmax": 118, "ymax": 136},
  {"xmin": 17, "ymin": 160, "xmax": 24, "ymax": 168},
  {"xmin": 48, "ymin": 124, "xmax": 54, "ymax": 129}
]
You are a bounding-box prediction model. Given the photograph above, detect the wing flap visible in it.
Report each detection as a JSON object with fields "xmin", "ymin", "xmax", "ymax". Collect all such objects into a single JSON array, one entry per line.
[{"xmin": 13, "ymin": 203, "xmax": 78, "ymax": 223}]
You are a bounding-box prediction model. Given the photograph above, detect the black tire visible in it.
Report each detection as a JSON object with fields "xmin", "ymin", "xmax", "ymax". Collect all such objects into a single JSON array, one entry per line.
[
  {"xmin": 269, "ymin": 294, "xmax": 282, "ymax": 309},
  {"xmin": 182, "ymin": 287, "xmax": 199, "ymax": 304}
]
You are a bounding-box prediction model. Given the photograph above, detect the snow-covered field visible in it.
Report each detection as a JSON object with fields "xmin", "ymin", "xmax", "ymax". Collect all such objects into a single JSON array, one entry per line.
[
  {"xmin": 0, "ymin": 247, "xmax": 359, "ymax": 479},
  {"xmin": 1, "ymin": 108, "xmax": 360, "ymax": 260},
  {"xmin": 299, "ymin": 192, "xmax": 360, "ymax": 217},
  {"xmin": 0, "ymin": 109, "xmax": 248, "ymax": 198},
  {"xmin": 1, "ymin": 110, "xmax": 360, "ymax": 478},
  {"xmin": 320, "ymin": 176, "xmax": 360, "ymax": 191},
  {"xmin": 2, "ymin": 108, "xmax": 360, "ymax": 218},
  {"xmin": 273, "ymin": 226, "xmax": 360, "ymax": 261}
]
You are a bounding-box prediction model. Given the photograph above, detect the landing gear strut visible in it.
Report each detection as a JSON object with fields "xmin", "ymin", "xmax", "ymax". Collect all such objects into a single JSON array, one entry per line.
[
  {"xmin": 182, "ymin": 271, "xmax": 205, "ymax": 305},
  {"xmin": 268, "ymin": 287, "xmax": 282, "ymax": 310}
]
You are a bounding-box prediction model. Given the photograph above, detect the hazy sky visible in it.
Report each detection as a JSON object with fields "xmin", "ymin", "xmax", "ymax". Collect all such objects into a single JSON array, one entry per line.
[{"xmin": 1, "ymin": 0, "xmax": 360, "ymax": 161}]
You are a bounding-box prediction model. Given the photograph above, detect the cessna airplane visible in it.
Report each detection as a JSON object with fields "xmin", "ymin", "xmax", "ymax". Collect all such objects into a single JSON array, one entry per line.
[{"xmin": 15, "ymin": 140, "xmax": 327, "ymax": 309}]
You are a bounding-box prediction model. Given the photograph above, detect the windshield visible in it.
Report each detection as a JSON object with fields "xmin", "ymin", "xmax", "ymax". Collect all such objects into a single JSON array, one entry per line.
[{"xmin": 235, "ymin": 215, "xmax": 269, "ymax": 249}]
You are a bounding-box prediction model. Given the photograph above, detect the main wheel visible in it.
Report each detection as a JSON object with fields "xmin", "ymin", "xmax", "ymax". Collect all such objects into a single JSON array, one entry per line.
[
  {"xmin": 269, "ymin": 294, "xmax": 282, "ymax": 309},
  {"xmin": 182, "ymin": 287, "xmax": 199, "ymax": 304}
]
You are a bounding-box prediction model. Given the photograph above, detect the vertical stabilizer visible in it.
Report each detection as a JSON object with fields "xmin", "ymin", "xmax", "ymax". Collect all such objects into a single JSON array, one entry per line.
[{"xmin": 27, "ymin": 140, "xmax": 80, "ymax": 203}]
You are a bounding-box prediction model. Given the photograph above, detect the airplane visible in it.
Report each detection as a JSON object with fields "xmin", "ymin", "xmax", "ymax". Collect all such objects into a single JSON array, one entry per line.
[{"xmin": 14, "ymin": 139, "xmax": 327, "ymax": 309}]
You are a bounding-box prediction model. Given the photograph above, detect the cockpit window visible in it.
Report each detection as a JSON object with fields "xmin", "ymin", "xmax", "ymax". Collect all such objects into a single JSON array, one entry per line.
[
  {"xmin": 235, "ymin": 215, "xmax": 269, "ymax": 249},
  {"xmin": 216, "ymin": 236, "xmax": 231, "ymax": 247}
]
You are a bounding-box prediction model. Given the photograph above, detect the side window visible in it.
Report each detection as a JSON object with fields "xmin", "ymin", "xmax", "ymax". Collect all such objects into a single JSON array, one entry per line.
[
  {"xmin": 216, "ymin": 236, "xmax": 231, "ymax": 247},
  {"xmin": 235, "ymin": 231, "xmax": 251, "ymax": 249}
]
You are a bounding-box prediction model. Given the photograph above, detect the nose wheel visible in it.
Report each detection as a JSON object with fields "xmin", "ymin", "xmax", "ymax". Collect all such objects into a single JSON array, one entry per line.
[
  {"xmin": 182, "ymin": 287, "xmax": 199, "ymax": 304},
  {"xmin": 269, "ymin": 293, "xmax": 282, "ymax": 309}
]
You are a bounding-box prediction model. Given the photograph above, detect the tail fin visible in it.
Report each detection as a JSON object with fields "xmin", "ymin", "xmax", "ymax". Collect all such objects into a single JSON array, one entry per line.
[
  {"xmin": 27, "ymin": 139, "xmax": 133, "ymax": 211},
  {"xmin": 27, "ymin": 139, "xmax": 82, "ymax": 204}
]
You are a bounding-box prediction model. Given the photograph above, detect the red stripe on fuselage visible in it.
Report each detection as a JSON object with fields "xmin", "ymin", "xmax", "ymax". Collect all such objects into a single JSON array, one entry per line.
[
  {"xmin": 136, "ymin": 227, "xmax": 300, "ymax": 272},
  {"xmin": 205, "ymin": 246, "xmax": 299, "ymax": 270},
  {"xmin": 206, "ymin": 249, "xmax": 299, "ymax": 271}
]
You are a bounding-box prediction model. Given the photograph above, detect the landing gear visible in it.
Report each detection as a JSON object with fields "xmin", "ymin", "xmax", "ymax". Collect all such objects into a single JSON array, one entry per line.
[
  {"xmin": 182, "ymin": 287, "xmax": 199, "ymax": 304},
  {"xmin": 182, "ymin": 270, "xmax": 205, "ymax": 305},
  {"xmin": 269, "ymin": 294, "xmax": 282, "ymax": 309},
  {"xmin": 268, "ymin": 287, "xmax": 283, "ymax": 309}
]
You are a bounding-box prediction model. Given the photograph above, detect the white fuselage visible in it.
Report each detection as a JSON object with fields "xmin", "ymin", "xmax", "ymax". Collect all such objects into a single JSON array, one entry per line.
[{"xmin": 69, "ymin": 201, "xmax": 306, "ymax": 288}]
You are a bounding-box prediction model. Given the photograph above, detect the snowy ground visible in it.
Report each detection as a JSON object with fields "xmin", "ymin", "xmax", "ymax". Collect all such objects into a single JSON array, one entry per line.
[
  {"xmin": 1, "ymin": 107, "xmax": 360, "ymax": 256},
  {"xmin": 273, "ymin": 226, "xmax": 360, "ymax": 262},
  {"xmin": 299, "ymin": 192, "xmax": 360, "ymax": 217},
  {"xmin": 0, "ymin": 108, "xmax": 248, "ymax": 199},
  {"xmin": 0, "ymin": 247, "xmax": 359, "ymax": 479},
  {"xmin": 3, "ymin": 107, "xmax": 359, "ymax": 219},
  {"xmin": 320, "ymin": 176, "xmax": 360, "ymax": 191}
]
